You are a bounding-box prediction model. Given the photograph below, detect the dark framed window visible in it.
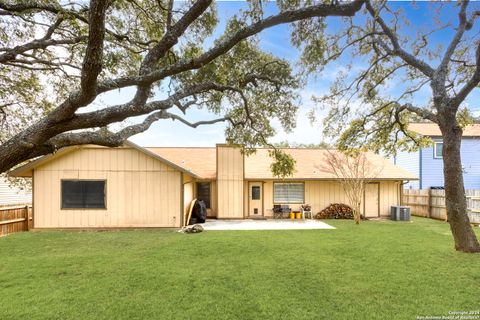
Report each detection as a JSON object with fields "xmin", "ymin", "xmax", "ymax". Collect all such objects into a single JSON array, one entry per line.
[
  {"xmin": 196, "ymin": 182, "xmax": 211, "ymax": 209},
  {"xmin": 434, "ymin": 141, "xmax": 443, "ymax": 159},
  {"xmin": 251, "ymin": 186, "xmax": 261, "ymax": 200},
  {"xmin": 61, "ymin": 180, "xmax": 106, "ymax": 209},
  {"xmin": 273, "ymin": 182, "xmax": 304, "ymax": 203}
]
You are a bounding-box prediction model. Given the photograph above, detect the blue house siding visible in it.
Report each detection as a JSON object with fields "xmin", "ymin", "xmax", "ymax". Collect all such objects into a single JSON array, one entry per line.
[
  {"xmin": 394, "ymin": 150, "xmax": 420, "ymax": 189},
  {"xmin": 420, "ymin": 143, "xmax": 445, "ymax": 188},
  {"xmin": 396, "ymin": 137, "xmax": 480, "ymax": 189},
  {"xmin": 460, "ymin": 139, "xmax": 480, "ymax": 189}
]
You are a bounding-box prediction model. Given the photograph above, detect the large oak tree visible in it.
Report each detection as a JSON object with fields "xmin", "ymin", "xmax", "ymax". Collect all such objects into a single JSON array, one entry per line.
[
  {"xmin": 0, "ymin": 0, "xmax": 364, "ymax": 175},
  {"xmin": 3, "ymin": 0, "xmax": 476, "ymax": 253},
  {"xmin": 294, "ymin": 0, "xmax": 480, "ymax": 252}
]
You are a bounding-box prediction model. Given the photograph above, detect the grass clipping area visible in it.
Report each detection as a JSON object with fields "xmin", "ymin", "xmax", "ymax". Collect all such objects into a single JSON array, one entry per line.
[{"xmin": 0, "ymin": 218, "xmax": 479, "ymax": 320}]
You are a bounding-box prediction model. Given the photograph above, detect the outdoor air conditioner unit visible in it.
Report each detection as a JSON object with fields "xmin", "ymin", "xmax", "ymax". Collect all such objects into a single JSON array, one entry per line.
[{"xmin": 390, "ymin": 206, "xmax": 411, "ymax": 221}]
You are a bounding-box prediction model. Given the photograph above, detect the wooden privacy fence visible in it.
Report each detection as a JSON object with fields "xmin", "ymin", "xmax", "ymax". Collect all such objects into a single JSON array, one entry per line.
[
  {"xmin": 0, "ymin": 204, "xmax": 32, "ymax": 236},
  {"xmin": 402, "ymin": 189, "xmax": 480, "ymax": 224}
]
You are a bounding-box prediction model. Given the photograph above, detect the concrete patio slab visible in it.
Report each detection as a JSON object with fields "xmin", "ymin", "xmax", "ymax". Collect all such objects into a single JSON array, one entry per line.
[{"xmin": 201, "ymin": 219, "xmax": 335, "ymax": 231}]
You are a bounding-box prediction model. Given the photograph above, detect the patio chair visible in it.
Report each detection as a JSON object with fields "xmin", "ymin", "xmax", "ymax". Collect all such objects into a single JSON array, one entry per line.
[
  {"xmin": 281, "ymin": 205, "xmax": 292, "ymax": 218},
  {"xmin": 301, "ymin": 204, "xmax": 313, "ymax": 219},
  {"xmin": 273, "ymin": 205, "xmax": 283, "ymax": 219},
  {"xmin": 302, "ymin": 208, "xmax": 313, "ymax": 219}
]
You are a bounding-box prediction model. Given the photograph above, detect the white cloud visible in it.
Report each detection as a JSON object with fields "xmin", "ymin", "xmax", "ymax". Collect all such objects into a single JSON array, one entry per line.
[{"xmin": 269, "ymin": 107, "xmax": 325, "ymax": 145}]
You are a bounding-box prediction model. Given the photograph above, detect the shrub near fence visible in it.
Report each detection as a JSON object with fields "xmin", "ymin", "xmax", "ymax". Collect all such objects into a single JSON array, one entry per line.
[
  {"xmin": 402, "ymin": 189, "xmax": 480, "ymax": 224},
  {"xmin": 0, "ymin": 205, "xmax": 32, "ymax": 236}
]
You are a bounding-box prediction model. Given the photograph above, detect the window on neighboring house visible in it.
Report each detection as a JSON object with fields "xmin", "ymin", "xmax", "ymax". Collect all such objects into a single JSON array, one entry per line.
[
  {"xmin": 434, "ymin": 141, "xmax": 443, "ymax": 159},
  {"xmin": 273, "ymin": 182, "xmax": 304, "ymax": 203},
  {"xmin": 196, "ymin": 182, "xmax": 211, "ymax": 209},
  {"xmin": 61, "ymin": 180, "xmax": 106, "ymax": 209}
]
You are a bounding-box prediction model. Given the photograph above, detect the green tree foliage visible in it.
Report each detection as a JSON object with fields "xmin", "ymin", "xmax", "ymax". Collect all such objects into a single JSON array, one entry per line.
[
  {"xmin": 291, "ymin": 1, "xmax": 479, "ymax": 154},
  {"xmin": 291, "ymin": 0, "xmax": 480, "ymax": 252},
  {"xmin": 268, "ymin": 149, "xmax": 296, "ymax": 179},
  {"xmin": 0, "ymin": 0, "xmax": 364, "ymax": 179},
  {"xmin": 273, "ymin": 140, "xmax": 331, "ymax": 148}
]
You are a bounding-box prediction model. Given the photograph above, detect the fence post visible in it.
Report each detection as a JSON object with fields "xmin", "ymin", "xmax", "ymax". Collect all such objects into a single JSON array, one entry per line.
[
  {"xmin": 24, "ymin": 205, "xmax": 29, "ymax": 231},
  {"xmin": 427, "ymin": 189, "xmax": 432, "ymax": 218}
]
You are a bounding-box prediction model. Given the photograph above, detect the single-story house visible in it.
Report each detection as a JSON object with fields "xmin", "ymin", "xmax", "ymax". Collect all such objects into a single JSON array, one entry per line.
[{"xmin": 9, "ymin": 142, "xmax": 416, "ymax": 229}]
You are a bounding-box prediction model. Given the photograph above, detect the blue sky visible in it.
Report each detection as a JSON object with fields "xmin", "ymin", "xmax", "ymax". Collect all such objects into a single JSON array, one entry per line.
[{"xmin": 99, "ymin": 1, "xmax": 480, "ymax": 147}]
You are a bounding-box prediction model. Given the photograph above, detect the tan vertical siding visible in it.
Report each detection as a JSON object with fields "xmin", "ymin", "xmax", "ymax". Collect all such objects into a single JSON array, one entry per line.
[
  {"xmin": 243, "ymin": 180, "xmax": 249, "ymax": 217},
  {"xmin": 364, "ymin": 183, "xmax": 380, "ymax": 217},
  {"xmin": 183, "ymin": 173, "xmax": 217, "ymax": 217},
  {"xmin": 183, "ymin": 173, "xmax": 194, "ymax": 184},
  {"xmin": 33, "ymin": 146, "xmax": 181, "ymax": 228},
  {"xmin": 216, "ymin": 145, "xmax": 244, "ymax": 218},
  {"xmin": 209, "ymin": 180, "xmax": 218, "ymax": 217},
  {"xmin": 183, "ymin": 181, "xmax": 194, "ymax": 221},
  {"xmin": 304, "ymin": 181, "xmax": 349, "ymax": 216},
  {"xmin": 263, "ymin": 181, "xmax": 273, "ymax": 216},
  {"xmin": 260, "ymin": 180, "xmax": 401, "ymax": 218},
  {"xmin": 379, "ymin": 181, "xmax": 400, "ymax": 216},
  {"xmin": 182, "ymin": 174, "xmax": 194, "ymax": 221}
]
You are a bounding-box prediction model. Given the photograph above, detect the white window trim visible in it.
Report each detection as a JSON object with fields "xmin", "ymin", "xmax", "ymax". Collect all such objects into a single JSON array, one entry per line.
[
  {"xmin": 273, "ymin": 182, "xmax": 305, "ymax": 204},
  {"xmin": 433, "ymin": 141, "xmax": 443, "ymax": 159}
]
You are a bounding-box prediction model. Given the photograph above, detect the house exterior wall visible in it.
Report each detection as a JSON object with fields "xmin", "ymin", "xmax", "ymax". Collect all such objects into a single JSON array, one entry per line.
[
  {"xmin": 187, "ymin": 176, "xmax": 218, "ymax": 218},
  {"xmin": 421, "ymin": 138, "xmax": 480, "ymax": 189},
  {"xmin": 378, "ymin": 181, "xmax": 401, "ymax": 215},
  {"xmin": 263, "ymin": 181, "xmax": 274, "ymax": 216},
  {"xmin": 419, "ymin": 143, "xmax": 445, "ymax": 188},
  {"xmin": 216, "ymin": 145, "xmax": 244, "ymax": 218},
  {"xmin": 209, "ymin": 180, "xmax": 218, "ymax": 217},
  {"xmin": 0, "ymin": 177, "xmax": 32, "ymax": 206},
  {"xmin": 33, "ymin": 146, "xmax": 182, "ymax": 228},
  {"xmin": 396, "ymin": 138, "xmax": 480, "ymax": 189},
  {"xmin": 183, "ymin": 174, "xmax": 194, "ymax": 224},
  {"xmin": 394, "ymin": 150, "xmax": 420, "ymax": 189},
  {"xmin": 22, "ymin": 143, "xmax": 408, "ymax": 226},
  {"xmin": 460, "ymin": 139, "xmax": 480, "ymax": 189},
  {"xmin": 258, "ymin": 180, "xmax": 400, "ymax": 218},
  {"xmin": 244, "ymin": 180, "xmax": 249, "ymax": 217}
]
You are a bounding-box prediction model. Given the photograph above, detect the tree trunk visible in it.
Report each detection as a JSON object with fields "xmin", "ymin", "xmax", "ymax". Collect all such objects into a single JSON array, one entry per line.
[
  {"xmin": 354, "ymin": 200, "xmax": 361, "ymax": 224},
  {"xmin": 440, "ymin": 120, "xmax": 480, "ymax": 253}
]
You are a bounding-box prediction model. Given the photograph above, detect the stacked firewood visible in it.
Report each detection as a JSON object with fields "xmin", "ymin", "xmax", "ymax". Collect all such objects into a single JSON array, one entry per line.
[{"xmin": 315, "ymin": 203, "xmax": 354, "ymax": 220}]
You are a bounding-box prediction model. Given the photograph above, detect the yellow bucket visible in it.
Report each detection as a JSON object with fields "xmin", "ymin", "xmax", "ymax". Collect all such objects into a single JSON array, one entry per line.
[
  {"xmin": 295, "ymin": 212, "xmax": 302, "ymax": 219},
  {"xmin": 289, "ymin": 212, "xmax": 295, "ymax": 220}
]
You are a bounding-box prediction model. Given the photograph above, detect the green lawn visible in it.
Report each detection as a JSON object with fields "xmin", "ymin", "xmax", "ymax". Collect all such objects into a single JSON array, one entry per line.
[{"xmin": 0, "ymin": 218, "xmax": 479, "ymax": 320}]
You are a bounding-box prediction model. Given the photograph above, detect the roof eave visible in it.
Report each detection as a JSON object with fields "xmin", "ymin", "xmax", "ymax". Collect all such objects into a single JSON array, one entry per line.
[
  {"xmin": 243, "ymin": 177, "xmax": 418, "ymax": 181},
  {"xmin": 123, "ymin": 141, "xmax": 204, "ymax": 179},
  {"xmin": 9, "ymin": 141, "xmax": 204, "ymax": 179},
  {"xmin": 8, "ymin": 146, "xmax": 81, "ymax": 178}
]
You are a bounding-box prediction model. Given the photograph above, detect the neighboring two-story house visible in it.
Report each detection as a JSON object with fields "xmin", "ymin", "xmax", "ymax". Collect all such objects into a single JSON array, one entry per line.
[
  {"xmin": 0, "ymin": 176, "xmax": 31, "ymax": 206},
  {"xmin": 394, "ymin": 123, "xmax": 480, "ymax": 189}
]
